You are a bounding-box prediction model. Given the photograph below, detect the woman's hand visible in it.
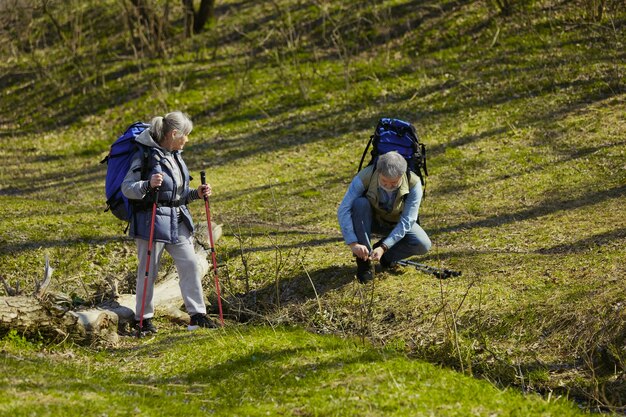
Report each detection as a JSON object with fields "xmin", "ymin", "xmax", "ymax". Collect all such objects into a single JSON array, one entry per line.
[
  {"xmin": 197, "ymin": 183, "xmax": 212, "ymax": 198},
  {"xmin": 150, "ymin": 173, "xmax": 163, "ymax": 189}
]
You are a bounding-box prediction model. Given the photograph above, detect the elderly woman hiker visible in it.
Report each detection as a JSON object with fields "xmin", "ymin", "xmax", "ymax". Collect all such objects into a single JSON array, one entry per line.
[
  {"xmin": 337, "ymin": 151, "xmax": 432, "ymax": 283},
  {"xmin": 122, "ymin": 111, "xmax": 217, "ymax": 333}
]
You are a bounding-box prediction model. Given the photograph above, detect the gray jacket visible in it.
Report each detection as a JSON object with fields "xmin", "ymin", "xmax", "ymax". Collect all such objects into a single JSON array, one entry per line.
[{"xmin": 121, "ymin": 129, "xmax": 199, "ymax": 243}]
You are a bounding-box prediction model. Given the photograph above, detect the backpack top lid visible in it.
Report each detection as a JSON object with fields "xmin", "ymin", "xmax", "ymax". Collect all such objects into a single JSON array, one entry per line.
[
  {"xmin": 358, "ymin": 117, "xmax": 427, "ymax": 185},
  {"xmin": 374, "ymin": 118, "xmax": 419, "ymax": 160}
]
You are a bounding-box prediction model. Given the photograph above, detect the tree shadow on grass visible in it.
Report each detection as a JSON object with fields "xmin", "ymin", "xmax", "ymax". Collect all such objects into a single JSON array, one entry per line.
[
  {"xmin": 223, "ymin": 264, "xmax": 355, "ymax": 319},
  {"xmin": 186, "ymin": 102, "xmax": 381, "ymax": 168},
  {"xmin": 181, "ymin": 345, "xmax": 380, "ymax": 384},
  {"xmin": 0, "ymin": 235, "xmax": 131, "ymax": 257},
  {"xmin": 112, "ymin": 336, "xmax": 388, "ymax": 413},
  {"xmin": 429, "ymin": 183, "xmax": 626, "ymax": 237},
  {"xmin": 219, "ymin": 234, "xmax": 343, "ymax": 260},
  {"xmin": 536, "ymin": 227, "xmax": 626, "ymax": 255},
  {"xmin": 432, "ymin": 139, "xmax": 626, "ymax": 197},
  {"xmin": 0, "ymin": 161, "xmax": 106, "ymax": 197}
]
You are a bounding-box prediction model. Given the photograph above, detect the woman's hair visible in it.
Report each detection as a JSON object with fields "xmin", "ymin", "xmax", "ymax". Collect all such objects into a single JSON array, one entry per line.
[
  {"xmin": 150, "ymin": 111, "xmax": 193, "ymax": 143},
  {"xmin": 377, "ymin": 151, "xmax": 407, "ymax": 178}
]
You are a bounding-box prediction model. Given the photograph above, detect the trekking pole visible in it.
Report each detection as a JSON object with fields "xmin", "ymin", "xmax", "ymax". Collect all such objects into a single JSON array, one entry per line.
[
  {"xmin": 138, "ymin": 172, "xmax": 160, "ymax": 336},
  {"xmin": 396, "ymin": 260, "xmax": 461, "ymax": 279},
  {"xmin": 362, "ymin": 222, "xmax": 373, "ymax": 257},
  {"xmin": 200, "ymin": 171, "xmax": 224, "ymax": 327}
]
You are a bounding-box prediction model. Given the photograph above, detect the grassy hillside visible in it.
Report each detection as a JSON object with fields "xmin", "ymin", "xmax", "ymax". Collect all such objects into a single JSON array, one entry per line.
[
  {"xmin": 1, "ymin": 325, "xmax": 587, "ymax": 417},
  {"xmin": 1, "ymin": 0, "xmax": 625, "ymax": 412}
]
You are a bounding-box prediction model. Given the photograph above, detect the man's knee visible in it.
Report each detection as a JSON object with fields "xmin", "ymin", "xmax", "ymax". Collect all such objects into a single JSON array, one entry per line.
[
  {"xmin": 407, "ymin": 235, "xmax": 432, "ymax": 256},
  {"xmin": 351, "ymin": 197, "xmax": 372, "ymax": 222},
  {"xmin": 351, "ymin": 197, "xmax": 370, "ymax": 212}
]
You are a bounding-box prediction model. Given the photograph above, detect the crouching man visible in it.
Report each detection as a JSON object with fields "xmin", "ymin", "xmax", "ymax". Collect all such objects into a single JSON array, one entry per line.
[{"xmin": 337, "ymin": 151, "xmax": 431, "ymax": 283}]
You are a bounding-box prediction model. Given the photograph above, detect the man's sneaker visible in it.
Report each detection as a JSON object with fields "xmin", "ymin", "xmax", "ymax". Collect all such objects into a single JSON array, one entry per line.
[
  {"xmin": 188, "ymin": 313, "xmax": 218, "ymax": 330},
  {"xmin": 356, "ymin": 257, "xmax": 373, "ymax": 284},
  {"xmin": 135, "ymin": 317, "xmax": 157, "ymax": 334}
]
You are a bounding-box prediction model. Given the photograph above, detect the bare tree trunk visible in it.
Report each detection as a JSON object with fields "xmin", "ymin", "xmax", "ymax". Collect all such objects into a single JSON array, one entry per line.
[
  {"xmin": 182, "ymin": 0, "xmax": 215, "ymax": 37},
  {"xmin": 182, "ymin": 0, "xmax": 194, "ymax": 38},
  {"xmin": 0, "ymin": 223, "xmax": 222, "ymax": 345},
  {"xmin": 490, "ymin": 0, "xmax": 513, "ymax": 16},
  {"xmin": 194, "ymin": 0, "xmax": 215, "ymax": 33},
  {"xmin": 41, "ymin": 0, "xmax": 66, "ymax": 44},
  {"xmin": 130, "ymin": 0, "xmax": 160, "ymax": 38},
  {"xmin": 126, "ymin": 0, "xmax": 167, "ymax": 56},
  {"xmin": 0, "ymin": 295, "xmax": 119, "ymax": 345},
  {"xmin": 586, "ymin": 0, "xmax": 606, "ymax": 21}
]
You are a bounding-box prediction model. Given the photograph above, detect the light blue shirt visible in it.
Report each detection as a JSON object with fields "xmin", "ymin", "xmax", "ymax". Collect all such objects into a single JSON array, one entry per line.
[
  {"xmin": 337, "ymin": 174, "xmax": 422, "ymax": 249},
  {"xmin": 379, "ymin": 188, "xmax": 397, "ymax": 212}
]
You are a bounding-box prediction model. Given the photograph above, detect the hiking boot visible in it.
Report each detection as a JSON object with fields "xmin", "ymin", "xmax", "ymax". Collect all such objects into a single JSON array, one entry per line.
[
  {"xmin": 188, "ymin": 313, "xmax": 218, "ymax": 330},
  {"xmin": 356, "ymin": 257, "xmax": 373, "ymax": 284},
  {"xmin": 380, "ymin": 253, "xmax": 393, "ymax": 269},
  {"xmin": 375, "ymin": 255, "xmax": 401, "ymax": 274},
  {"xmin": 135, "ymin": 317, "xmax": 157, "ymax": 334}
]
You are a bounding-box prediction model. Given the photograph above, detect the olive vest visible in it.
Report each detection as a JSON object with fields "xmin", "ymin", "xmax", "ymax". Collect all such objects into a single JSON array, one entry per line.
[{"xmin": 357, "ymin": 165, "xmax": 418, "ymax": 225}]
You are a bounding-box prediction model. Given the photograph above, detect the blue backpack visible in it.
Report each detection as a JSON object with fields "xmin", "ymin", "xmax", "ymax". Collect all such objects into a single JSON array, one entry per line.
[
  {"xmin": 101, "ymin": 122, "xmax": 150, "ymax": 221},
  {"xmin": 358, "ymin": 118, "xmax": 428, "ymax": 186}
]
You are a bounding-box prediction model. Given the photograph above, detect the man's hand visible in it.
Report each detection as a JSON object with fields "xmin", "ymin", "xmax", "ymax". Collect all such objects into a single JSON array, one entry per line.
[
  {"xmin": 349, "ymin": 243, "xmax": 370, "ymax": 260},
  {"xmin": 370, "ymin": 247, "xmax": 385, "ymax": 262}
]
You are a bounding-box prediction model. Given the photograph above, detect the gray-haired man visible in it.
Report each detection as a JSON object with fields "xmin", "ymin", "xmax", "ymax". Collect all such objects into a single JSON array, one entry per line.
[{"xmin": 337, "ymin": 151, "xmax": 431, "ymax": 283}]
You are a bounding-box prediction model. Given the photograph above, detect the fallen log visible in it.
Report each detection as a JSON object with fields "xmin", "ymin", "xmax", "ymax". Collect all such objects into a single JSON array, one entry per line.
[{"xmin": 0, "ymin": 222, "xmax": 221, "ymax": 345}]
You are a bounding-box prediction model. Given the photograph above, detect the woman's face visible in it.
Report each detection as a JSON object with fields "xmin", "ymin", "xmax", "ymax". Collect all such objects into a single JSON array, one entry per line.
[{"xmin": 164, "ymin": 130, "xmax": 189, "ymax": 151}]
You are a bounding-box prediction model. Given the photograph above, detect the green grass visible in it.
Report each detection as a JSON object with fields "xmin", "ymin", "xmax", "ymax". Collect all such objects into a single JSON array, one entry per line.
[
  {"xmin": 0, "ymin": 0, "xmax": 625, "ymax": 412},
  {"xmin": 0, "ymin": 326, "xmax": 586, "ymax": 417}
]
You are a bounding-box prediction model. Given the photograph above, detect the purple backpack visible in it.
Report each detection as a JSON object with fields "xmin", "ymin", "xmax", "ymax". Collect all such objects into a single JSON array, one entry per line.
[{"xmin": 101, "ymin": 122, "xmax": 150, "ymax": 221}]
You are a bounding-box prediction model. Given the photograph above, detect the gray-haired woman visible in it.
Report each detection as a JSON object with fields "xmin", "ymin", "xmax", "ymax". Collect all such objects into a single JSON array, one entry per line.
[
  {"xmin": 337, "ymin": 151, "xmax": 431, "ymax": 283},
  {"xmin": 122, "ymin": 111, "xmax": 217, "ymax": 332}
]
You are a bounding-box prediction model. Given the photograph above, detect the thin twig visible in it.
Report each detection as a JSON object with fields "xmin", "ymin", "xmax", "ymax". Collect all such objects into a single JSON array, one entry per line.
[{"xmin": 300, "ymin": 260, "xmax": 322, "ymax": 314}]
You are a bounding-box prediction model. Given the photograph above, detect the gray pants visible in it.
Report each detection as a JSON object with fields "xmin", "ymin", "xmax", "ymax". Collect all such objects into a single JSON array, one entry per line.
[{"xmin": 135, "ymin": 223, "xmax": 206, "ymax": 320}]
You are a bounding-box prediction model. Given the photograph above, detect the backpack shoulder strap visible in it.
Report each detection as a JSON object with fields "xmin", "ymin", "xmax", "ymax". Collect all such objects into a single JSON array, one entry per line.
[
  {"xmin": 140, "ymin": 146, "xmax": 150, "ymax": 181},
  {"xmin": 408, "ymin": 171, "xmax": 419, "ymax": 189},
  {"xmin": 357, "ymin": 165, "xmax": 376, "ymax": 188},
  {"xmin": 358, "ymin": 135, "xmax": 374, "ymax": 173},
  {"xmin": 132, "ymin": 144, "xmax": 162, "ymax": 180}
]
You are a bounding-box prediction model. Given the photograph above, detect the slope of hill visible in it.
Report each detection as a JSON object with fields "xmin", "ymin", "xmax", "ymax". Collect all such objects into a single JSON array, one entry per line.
[
  {"xmin": 0, "ymin": 325, "xmax": 587, "ymax": 416},
  {"xmin": 0, "ymin": 0, "xmax": 624, "ymax": 411}
]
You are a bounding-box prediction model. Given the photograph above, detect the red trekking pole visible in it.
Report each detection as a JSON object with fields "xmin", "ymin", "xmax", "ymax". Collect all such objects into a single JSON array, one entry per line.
[
  {"xmin": 138, "ymin": 173, "xmax": 160, "ymax": 336},
  {"xmin": 200, "ymin": 171, "xmax": 224, "ymax": 326}
]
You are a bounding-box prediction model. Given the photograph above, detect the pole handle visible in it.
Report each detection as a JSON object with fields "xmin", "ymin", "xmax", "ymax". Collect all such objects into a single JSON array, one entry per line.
[
  {"xmin": 151, "ymin": 165, "xmax": 162, "ymax": 197},
  {"xmin": 200, "ymin": 171, "xmax": 208, "ymax": 201}
]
